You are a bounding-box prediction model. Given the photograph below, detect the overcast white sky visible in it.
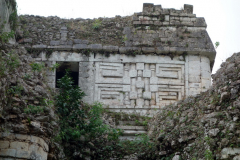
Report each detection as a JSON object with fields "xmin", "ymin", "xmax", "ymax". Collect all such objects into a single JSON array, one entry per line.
[{"xmin": 16, "ymin": 0, "xmax": 240, "ymax": 74}]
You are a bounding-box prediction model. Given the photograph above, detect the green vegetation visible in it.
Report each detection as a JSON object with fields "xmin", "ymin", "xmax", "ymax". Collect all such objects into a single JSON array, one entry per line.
[
  {"xmin": 23, "ymin": 73, "xmax": 31, "ymax": 80},
  {"xmin": 204, "ymin": 150, "xmax": 214, "ymax": 160},
  {"xmin": 50, "ymin": 63, "xmax": 60, "ymax": 71},
  {"xmin": 30, "ymin": 62, "xmax": 45, "ymax": 72},
  {"xmin": 24, "ymin": 105, "xmax": 45, "ymax": 114},
  {"xmin": 9, "ymin": 10, "xmax": 18, "ymax": 31},
  {"xmin": 55, "ymin": 71, "xmax": 124, "ymax": 159},
  {"xmin": 0, "ymin": 31, "xmax": 14, "ymax": 43},
  {"xmin": 92, "ymin": 19, "xmax": 102, "ymax": 30},
  {"xmin": 7, "ymin": 85, "xmax": 23, "ymax": 95},
  {"xmin": 54, "ymin": 71, "xmax": 159, "ymax": 159},
  {"xmin": 215, "ymin": 41, "xmax": 220, "ymax": 49},
  {"xmin": 0, "ymin": 51, "xmax": 20, "ymax": 76}
]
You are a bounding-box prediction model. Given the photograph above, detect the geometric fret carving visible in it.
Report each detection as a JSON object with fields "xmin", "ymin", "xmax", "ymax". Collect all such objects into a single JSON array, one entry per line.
[
  {"xmin": 94, "ymin": 62, "xmax": 185, "ymax": 108},
  {"xmin": 156, "ymin": 64, "xmax": 184, "ymax": 84},
  {"xmin": 95, "ymin": 62, "xmax": 123, "ymax": 84},
  {"xmin": 94, "ymin": 84, "xmax": 123, "ymax": 105}
]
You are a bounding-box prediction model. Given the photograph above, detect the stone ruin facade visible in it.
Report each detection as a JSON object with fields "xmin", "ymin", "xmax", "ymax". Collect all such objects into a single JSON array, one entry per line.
[{"xmin": 17, "ymin": 3, "xmax": 216, "ymax": 116}]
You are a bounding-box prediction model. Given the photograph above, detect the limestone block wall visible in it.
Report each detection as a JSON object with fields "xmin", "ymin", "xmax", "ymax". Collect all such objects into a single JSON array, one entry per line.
[
  {"xmin": 0, "ymin": 133, "xmax": 48, "ymax": 160},
  {"xmin": 0, "ymin": 0, "xmax": 13, "ymax": 32},
  {"xmin": 0, "ymin": 0, "xmax": 16, "ymax": 44},
  {"xmin": 35, "ymin": 52, "xmax": 211, "ymax": 116},
  {"xmin": 18, "ymin": 3, "xmax": 215, "ymax": 116}
]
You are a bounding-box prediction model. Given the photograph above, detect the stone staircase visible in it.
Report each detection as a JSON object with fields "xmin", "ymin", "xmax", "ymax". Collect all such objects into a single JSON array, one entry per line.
[{"xmin": 116, "ymin": 121, "xmax": 148, "ymax": 141}]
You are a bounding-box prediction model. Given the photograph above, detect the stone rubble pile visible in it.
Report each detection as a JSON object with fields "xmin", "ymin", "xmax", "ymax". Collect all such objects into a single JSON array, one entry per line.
[
  {"xmin": 0, "ymin": 45, "xmax": 63, "ymax": 160},
  {"xmin": 148, "ymin": 52, "xmax": 240, "ymax": 159}
]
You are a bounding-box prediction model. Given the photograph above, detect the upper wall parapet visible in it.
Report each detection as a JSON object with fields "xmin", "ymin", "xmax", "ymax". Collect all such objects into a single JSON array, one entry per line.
[
  {"xmin": 132, "ymin": 3, "xmax": 206, "ymax": 28},
  {"xmin": 16, "ymin": 3, "xmax": 216, "ymax": 69}
]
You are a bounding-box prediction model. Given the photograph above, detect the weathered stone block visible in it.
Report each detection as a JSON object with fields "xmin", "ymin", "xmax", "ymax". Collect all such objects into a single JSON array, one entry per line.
[
  {"xmin": 221, "ymin": 148, "xmax": 240, "ymax": 159},
  {"xmin": 61, "ymin": 26, "xmax": 67, "ymax": 30},
  {"xmin": 143, "ymin": 70, "xmax": 151, "ymax": 77},
  {"xmin": 136, "ymin": 99, "xmax": 144, "ymax": 106},
  {"xmin": 188, "ymin": 55, "xmax": 200, "ymax": 61},
  {"xmin": 133, "ymin": 21, "xmax": 141, "ymax": 25},
  {"xmin": 136, "ymin": 63, "xmax": 144, "ymax": 70},
  {"xmin": 123, "ymin": 85, "xmax": 131, "ymax": 92},
  {"xmin": 129, "ymin": 70, "xmax": 137, "ymax": 77},
  {"xmin": 0, "ymin": 141, "xmax": 9, "ymax": 149},
  {"xmin": 165, "ymin": 15, "xmax": 169, "ymax": 21},
  {"xmin": 184, "ymin": 4, "xmax": 193, "ymax": 14},
  {"xmin": 154, "ymin": 21, "xmax": 162, "ymax": 26},
  {"xmin": 201, "ymin": 78, "xmax": 211, "ymax": 89},
  {"xmin": 189, "ymin": 83, "xmax": 201, "ymax": 88},
  {"xmin": 143, "ymin": 3, "xmax": 154, "ymax": 15},
  {"xmin": 143, "ymin": 92, "xmax": 151, "ymax": 99},
  {"xmin": 180, "ymin": 17, "xmax": 190, "ymax": 22},
  {"xmin": 0, "ymin": 149, "xmax": 16, "ymax": 157},
  {"xmin": 73, "ymin": 44, "xmax": 88, "ymax": 49},
  {"xmin": 194, "ymin": 18, "xmax": 207, "ymax": 27},
  {"xmin": 15, "ymin": 134, "xmax": 31, "ymax": 141},
  {"xmin": 150, "ymin": 85, "xmax": 158, "ymax": 92},
  {"xmin": 32, "ymin": 45, "xmax": 47, "ymax": 49},
  {"xmin": 103, "ymin": 45, "xmax": 119, "ymax": 52},
  {"xmin": 189, "ymin": 87, "xmax": 201, "ymax": 95},
  {"xmin": 154, "ymin": 5, "xmax": 162, "ymax": 12},
  {"xmin": 130, "ymin": 92, "xmax": 137, "ymax": 99},
  {"xmin": 189, "ymin": 76, "xmax": 200, "ymax": 83},
  {"xmin": 10, "ymin": 142, "xmax": 29, "ymax": 151},
  {"xmin": 150, "ymin": 77, "xmax": 158, "ymax": 84},
  {"xmin": 163, "ymin": 22, "xmax": 169, "ymax": 25},
  {"xmin": 136, "ymin": 81, "xmax": 144, "ymax": 88},
  {"xmin": 142, "ymin": 47, "xmax": 155, "ymax": 53},
  {"xmin": 88, "ymin": 44, "xmax": 102, "ymax": 51},
  {"xmin": 181, "ymin": 21, "xmax": 193, "ymax": 26},
  {"xmin": 190, "ymin": 18, "xmax": 197, "ymax": 22},
  {"xmin": 123, "ymin": 76, "xmax": 131, "ymax": 84},
  {"xmin": 201, "ymin": 56, "xmax": 210, "ymax": 63},
  {"xmin": 50, "ymin": 41, "xmax": 60, "ymax": 46},
  {"xmin": 201, "ymin": 70, "xmax": 211, "ymax": 79},
  {"xmin": 142, "ymin": 21, "xmax": 153, "ymax": 25},
  {"xmin": 16, "ymin": 150, "xmax": 31, "ymax": 159},
  {"xmin": 73, "ymin": 39, "xmax": 89, "ymax": 44},
  {"xmin": 24, "ymin": 38, "xmax": 32, "ymax": 43},
  {"xmin": 119, "ymin": 47, "xmax": 132, "ymax": 54},
  {"xmin": 132, "ymin": 16, "xmax": 138, "ymax": 21}
]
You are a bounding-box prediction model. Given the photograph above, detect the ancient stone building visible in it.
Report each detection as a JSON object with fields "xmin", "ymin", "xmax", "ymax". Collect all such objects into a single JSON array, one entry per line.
[
  {"xmin": 17, "ymin": 3, "xmax": 216, "ymax": 116},
  {"xmin": 0, "ymin": 1, "xmax": 218, "ymax": 159}
]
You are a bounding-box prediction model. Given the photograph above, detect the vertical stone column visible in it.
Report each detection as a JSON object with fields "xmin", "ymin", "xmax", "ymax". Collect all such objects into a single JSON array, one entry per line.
[
  {"xmin": 143, "ymin": 64, "xmax": 151, "ymax": 107},
  {"xmin": 79, "ymin": 54, "xmax": 94, "ymax": 103},
  {"xmin": 129, "ymin": 64, "xmax": 137, "ymax": 107},
  {"xmin": 45, "ymin": 61, "xmax": 56, "ymax": 88},
  {"xmin": 150, "ymin": 64, "xmax": 157, "ymax": 106},
  {"xmin": 188, "ymin": 55, "xmax": 201, "ymax": 95},
  {"xmin": 185, "ymin": 55, "xmax": 189, "ymax": 97},
  {"xmin": 136, "ymin": 63, "xmax": 144, "ymax": 108},
  {"xmin": 123, "ymin": 63, "xmax": 130, "ymax": 105},
  {"xmin": 200, "ymin": 56, "xmax": 211, "ymax": 92},
  {"xmin": 60, "ymin": 26, "xmax": 68, "ymax": 41}
]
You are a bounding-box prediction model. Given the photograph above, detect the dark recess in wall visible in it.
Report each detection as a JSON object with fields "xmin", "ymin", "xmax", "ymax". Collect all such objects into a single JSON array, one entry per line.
[{"xmin": 56, "ymin": 62, "xmax": 79, "ymax": 87}]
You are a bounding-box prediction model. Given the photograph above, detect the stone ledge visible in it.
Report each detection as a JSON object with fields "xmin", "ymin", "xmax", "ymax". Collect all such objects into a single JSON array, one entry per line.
[{"xmin": 0, "ymin": 133, "xmax": 48, "ymax": 160}]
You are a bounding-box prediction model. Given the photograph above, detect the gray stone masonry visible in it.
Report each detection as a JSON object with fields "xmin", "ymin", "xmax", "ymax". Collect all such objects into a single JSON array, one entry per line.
[{"xmin": 26, "ymin": 3, "xmax": 216, "ymax": 117}]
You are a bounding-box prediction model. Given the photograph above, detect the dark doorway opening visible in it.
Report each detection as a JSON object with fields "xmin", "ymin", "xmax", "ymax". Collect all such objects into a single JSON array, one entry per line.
[{"xmin": 56, "ymin": 62, "xmax": 79, "ymax": 88}]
